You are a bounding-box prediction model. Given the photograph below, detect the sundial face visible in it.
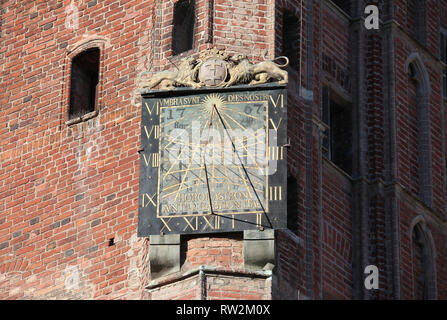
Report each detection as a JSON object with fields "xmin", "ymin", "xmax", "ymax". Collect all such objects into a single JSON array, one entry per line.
[
  {"xmin": 160, "ymin": 93, "xmax": 267, "ymax": 216},
  {"xmin": 138, "ymin": 87, "xmax": 287, "ymax": 236}
]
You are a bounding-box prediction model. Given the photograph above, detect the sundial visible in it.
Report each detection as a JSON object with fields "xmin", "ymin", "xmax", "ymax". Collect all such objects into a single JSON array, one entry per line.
[{"xmin": 138, "ymin": 49, "xmax": 288, "ymax": 236}]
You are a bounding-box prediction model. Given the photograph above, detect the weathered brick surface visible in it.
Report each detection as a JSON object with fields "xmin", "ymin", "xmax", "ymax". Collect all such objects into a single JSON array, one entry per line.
[
  {"xmin": 149, "ymin": 273, "xmax": 271, "ymax": 300},
  {"xmin": 183, "ymin": 235, "xmax": 244, "ymax": 270},
  {"xmin": 0, "ymin": 0, "xmax": 154, "ymax": 299}
]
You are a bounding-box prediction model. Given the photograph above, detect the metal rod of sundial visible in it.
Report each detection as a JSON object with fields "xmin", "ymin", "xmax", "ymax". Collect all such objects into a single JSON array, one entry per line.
[
  {"xmin": 203, "ymin": 106, "xmax": 215, "ymax": 215},
  {"xmin": 204, "ymin": 162, "xmax": 214, "ymax": 215}
]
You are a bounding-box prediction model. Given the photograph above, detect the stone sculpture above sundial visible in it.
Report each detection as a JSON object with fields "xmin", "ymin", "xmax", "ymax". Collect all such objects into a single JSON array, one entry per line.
[
  {"xmin": 140, "ymin": 47, "xmax": 289, "ymax": 90},
  {"xmin": 137, "ymin": 48, "xmax": 289, "ymax": 236}
]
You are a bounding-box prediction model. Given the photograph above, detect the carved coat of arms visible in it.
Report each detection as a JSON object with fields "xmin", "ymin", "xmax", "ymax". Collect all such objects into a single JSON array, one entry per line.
[{"xmin": 140, "ymin": 48, "xmax": 289, "ymax": 90}]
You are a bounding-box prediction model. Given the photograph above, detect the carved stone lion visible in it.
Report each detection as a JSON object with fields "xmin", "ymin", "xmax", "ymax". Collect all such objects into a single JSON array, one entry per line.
[
  {"xmin": 225, "ymin": 55, "xmax": 289, "ymax": 87},
  {"xmin": 140, "ymin": 57, "xmax": 201, "ymax": 90},
  {"xmin": 139, "ymin": 49, "xmax": 289, "ymax": 90}
]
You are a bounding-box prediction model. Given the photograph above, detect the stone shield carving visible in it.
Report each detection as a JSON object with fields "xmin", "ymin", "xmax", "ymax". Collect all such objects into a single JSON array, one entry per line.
[{"xmin": 198, "ymin": 58, "xmax": 228, "ymax": 87}]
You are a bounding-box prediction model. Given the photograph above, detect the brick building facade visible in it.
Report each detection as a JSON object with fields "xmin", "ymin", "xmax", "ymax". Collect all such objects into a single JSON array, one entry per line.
[{"xmin": 1, "ymin": 0, "xmax": 447, "ymax": 299}]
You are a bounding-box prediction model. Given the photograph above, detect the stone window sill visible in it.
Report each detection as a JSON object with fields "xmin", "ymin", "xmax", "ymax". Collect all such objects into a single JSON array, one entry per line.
[{"xmin": 65, "ymin": 110, "xmax": 98, "ymax": 126}]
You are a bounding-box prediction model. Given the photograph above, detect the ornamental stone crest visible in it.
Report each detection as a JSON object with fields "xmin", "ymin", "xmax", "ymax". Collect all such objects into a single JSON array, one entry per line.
[
  {"xmin": 197, "ymin": 48, "xmax": 230, "ymax": 87},
  {"xmin": 140, "ymin": 48, "xmax": 289, "ymax": 90},
  {"xmin": 199, "ymin": 58, "xmax": 227, "ymax": 87}
]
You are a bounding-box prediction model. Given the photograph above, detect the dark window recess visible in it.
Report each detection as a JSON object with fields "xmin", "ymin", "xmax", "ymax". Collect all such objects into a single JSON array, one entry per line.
[
  {"xmin": 172, "ymin": 0, "xmax": 195, "ymax": 55},
  {"xmin": 412, "ymin": 225, "xmax": 428, "ymax": 299},
  {"xmin": 331, "ymin": 0, "xmax": 351, "ymax": 15},
  {"xmin": 441, "ymin": 32, "xmax": 447, "ymax": 100},
  {"xmin": 322, "ymin": 86, "xmax": 353, "ymax": 175},
  {"xmin": 282, "ymin": 10, "xmax": 300, "ymax": 71},
  {"xmin": 407, "ymin": 0, "xmax": 427, "ymax": 45},
  {"xmin": 69, "ymin": 48, "xmax": 100, "ymax": 119}
]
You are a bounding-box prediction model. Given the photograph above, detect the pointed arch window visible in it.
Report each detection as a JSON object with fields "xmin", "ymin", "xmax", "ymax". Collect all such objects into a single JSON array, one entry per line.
[
  {"xmin": 405, "ymin": 55, "xmax": 432, "ymax": 206},
  {"xmin": 411, "ymin": 222, "xmax": 436, "ymax": 299}
]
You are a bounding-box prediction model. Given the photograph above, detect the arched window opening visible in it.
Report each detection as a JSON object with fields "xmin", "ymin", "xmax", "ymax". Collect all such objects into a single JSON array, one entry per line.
[
  {"xmin": 407, "ymin": 62, "xmax": 420, "ymax": 196},
  {"xmin": 411, "ymin": 223, "xmax": 435, "ymax": 299},
  {"xmin": 172, "ymin": 0, "xmax": 195, "ymax": 55},
  {"xmin": 282, "ymin": 10, "xmax": 300, "ymax": 71},
  {"xmin": 69, "ymin": 48, "xmax": 100, "ymax": 119},
  {"xmin": 405, "ymin": 56, "xmax": 432, "ymax": 207}
]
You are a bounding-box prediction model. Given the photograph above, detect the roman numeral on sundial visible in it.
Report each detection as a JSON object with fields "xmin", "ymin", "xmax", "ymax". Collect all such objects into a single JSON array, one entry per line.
[
  {"xmin": 142, "ymin": 193, "xmax": 157, "ymax": 207},
  {"xmin": 182, "ymin": 215, "xmax": 221, "ymax": 231},
  {"xmin": 269, "ymin": 94, "xmax": 284, "ymax": 108},
  {"xmin": 145, "ymin": 102, "xmax": 159, "ymax": 115},
  {"xmin": 269, "ymin": 186, "xmax": 282, "ymax": 201},
  {"xmin": 142, "ymin": 153, "xmax": 160, "ymax": 167},
  {"xmin": 268, "ymin": 146, "xmax": 284, "ymax": 160},
  {"xmin": 144, "ymin": 125, "xmax": 160, "ymax": 139}
]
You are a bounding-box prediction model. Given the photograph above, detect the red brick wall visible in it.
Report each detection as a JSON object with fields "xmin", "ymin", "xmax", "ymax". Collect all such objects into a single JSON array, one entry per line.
[
  {"xmin": 0, "ymin": 0, "xmax": 154, "ymax": 299},
  {"xmin": 322, "ymin": 163, "xmax": 353, "ymax": 299},
  {"xmin": 183, "ymin": 235, "xmax": 243, "ymax": 270},
  {"xmin": 213, "ymin": 0, "xmax": 271, "ymax": 59},
  {"xmin": 0, "ymin": 0, "xmax": 278, "ymax": 300},
  {"xmin": 2, "ymin": 0, "xmax": 447, "ymax": 300},
  {"xmin": 149, "ymin": 274, "xmax": 271, "ymax": 300},
  {"xmin": 149, "ymin": 276, "xmax": 201, "ymax": 300}
]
